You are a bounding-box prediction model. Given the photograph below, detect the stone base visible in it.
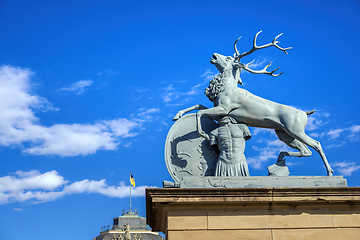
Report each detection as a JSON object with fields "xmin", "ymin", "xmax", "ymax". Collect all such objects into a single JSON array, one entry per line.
[
  {"xmin": 146, "ymin": 187, "xmax": 360, "ymax": 240},
  {"xmin": 163, "ymin": 176, "xmax": 347, "ymax": 188}
]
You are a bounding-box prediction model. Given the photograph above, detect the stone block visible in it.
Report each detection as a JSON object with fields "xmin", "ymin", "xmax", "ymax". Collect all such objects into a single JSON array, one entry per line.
[
  {"xmin": 271, "ymin": 228, "xmax": 360, "ymax": 240},
  {"xmin": 167, "ymin": 230, "xmax": 272, "ymax": 240},
  {"xmin": 167, "ymin": 211, "xmax": 207, "ymax": 230},
  {"xmin": 146, "ymin": 187, "xmax": 360, "ymax": 240}
]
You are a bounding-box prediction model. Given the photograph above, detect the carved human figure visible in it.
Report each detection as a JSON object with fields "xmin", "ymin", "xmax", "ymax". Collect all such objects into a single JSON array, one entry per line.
[
  {"xmin": 210, "ymin": 116, "xmax": 251, "ymax": 177},
  {"xmin": 113, "ymin": 234, "xmax": 124, "ymax": 240},
  {"xmin": 123, "ymin": 224, "xmax": 131, "ymax": 240}
]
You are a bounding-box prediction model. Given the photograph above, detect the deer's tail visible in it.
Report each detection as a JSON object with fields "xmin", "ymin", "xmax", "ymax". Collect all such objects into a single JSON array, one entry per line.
[{"xmin": 306, "ymin": 109, "xmax": 315, "ymax": 115}]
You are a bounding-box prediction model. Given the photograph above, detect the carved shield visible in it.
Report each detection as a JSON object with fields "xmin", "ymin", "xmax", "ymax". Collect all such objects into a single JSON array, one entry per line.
[{"xmin": 164, "ymin": 113, "xmax": 219, "ymax": 183}]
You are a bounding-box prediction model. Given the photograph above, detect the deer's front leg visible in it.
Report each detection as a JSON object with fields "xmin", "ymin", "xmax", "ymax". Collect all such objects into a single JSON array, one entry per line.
[
  {"xmin": 196, "ymin": 106, "xmax": 228, "ymax": 141},
  {"xmin": 173, "ymin": 104, "xmax": 208, "ymax": 121}
]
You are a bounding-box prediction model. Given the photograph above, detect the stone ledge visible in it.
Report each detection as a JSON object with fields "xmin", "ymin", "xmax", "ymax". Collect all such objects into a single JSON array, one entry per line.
[
  {"xmin": 166, "ymin": 228, "xmax": 360, "ymax": 240},
  {"xmin": 146, "ymin": 187, "xmax": 360, "ymax": 233},
  {"xmin": 175, "ymin": 176, "xmax": 347, "ymax": 188},
  {"xmin": 147, "ymin": 187, "xmax": 360, "ymax": 203}
]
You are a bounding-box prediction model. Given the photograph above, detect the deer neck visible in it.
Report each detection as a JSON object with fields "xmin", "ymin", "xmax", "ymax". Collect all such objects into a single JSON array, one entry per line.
[{"xmin": 222, "ymin": 68, "xmax": 238, "ymax": 88}]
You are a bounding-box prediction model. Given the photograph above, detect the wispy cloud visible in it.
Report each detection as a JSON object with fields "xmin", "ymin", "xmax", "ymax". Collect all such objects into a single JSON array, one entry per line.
[
  {"xmin": 246, "ymin": 118, "xmax": 360, "ymax": 172},
  {"xmin": 58, "ymin": 80, "xmax": 94, "ymax": 95},
  {"xmin": 245, "ymin": 58, "xmax": 268, "ymax": 69},
  {"xmin": 305, "ymin": 110, "xmax": 359, "ymax": 146},
  {"xmin": 246, "ymin": 129, "xmax": 291, "ymax": 169},
  {"xmin": 131, "ymin": 87, "xmax": 150, "ymax": 100},
  {"xmin": 161, "ymin": 84, "xmax": 179, "ymax": 103},
  {"xmin": 241, "ymin": 58, "xmax": 269, "ymax": 74},
  {"xmin": 0, "ymin": 65, "xmax": 141, "ymax": 157},
  {"xmin": 97, "ymin": 69, "xmax": 121, "ymax": 77},
  {"xmin": 313, "ymin": 124, "xmax": 360, "ymax": 142},
  {"xmin": 304, "ymin": 110, "xmax": 330, "ymax": 131},
  {"xmin": 347, "ymin": 124, "xmax": 360, "ymax": 141},
  {"xmin": 332, "ymin": 161, "xmax": 360, "ymax": 176},
  {"xmin": 160, "ymin": 69, "xmax": 217, "ymax": 105},
  {"xmin": 251, "ymin": 128, "xmax": 272, "ymax": 136},
  {"xmin": 327, "ymin": 129, "xmax": 345, "ymax": 140},
  {"xmin": 247, "ymin": 145, "xmax": 279, "ymax": 169},
  {"xmin": 201, "ymin": 69, "xmax": 217, "ymax": 81},
  {"xmin": 0, "ymin": 170, "xmax": 155, "ymax": 205},
  {"xmin": 137, "ymin": 108, "xmax": 160, "ymax": 118}
]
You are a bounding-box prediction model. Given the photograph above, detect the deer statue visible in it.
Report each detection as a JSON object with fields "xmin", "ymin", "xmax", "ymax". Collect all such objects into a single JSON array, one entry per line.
[{"xmin": 173, "ymin": 31, "xmax": 334, "ymax": 176}]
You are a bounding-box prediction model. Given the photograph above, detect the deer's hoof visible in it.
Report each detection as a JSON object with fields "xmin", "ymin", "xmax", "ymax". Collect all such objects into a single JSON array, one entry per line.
[{"xmin": 173, "ymin": 113, "xmax": 182, "ymax": 121}]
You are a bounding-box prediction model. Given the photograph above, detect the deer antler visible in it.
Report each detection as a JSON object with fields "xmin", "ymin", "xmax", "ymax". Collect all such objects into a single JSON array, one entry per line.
[
  {"xmin": 233, "ymin": 36, "xmax": 242, "ymax": 58},
  {"xmin": 242, "ymin": 60, "xmax": 284, "ymax": 77},
  {"xmin": 234, "ymin": 31, "xmax": 292, "ymax": 60}
]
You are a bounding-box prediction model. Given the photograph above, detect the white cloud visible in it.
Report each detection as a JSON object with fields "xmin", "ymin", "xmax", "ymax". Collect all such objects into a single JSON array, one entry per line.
[
  {"xmin": 104, "ymin": 118, "xmax": 138, "ymax": 138},
  {"xmin": 0, "ymin": 170, "xmax": 66, "ymax": 193},
  {"xmin": 325, "ymin": 142, "xmax": 346, "ymax": 149},
  {"xmin": 58, "ymin": 80, "xmax": 94, "ymax": 95},
  {"xmin": 305, "ymin": 111, "xmax": 360, "ymax": 146},
  {"xmin": 0, "ymin": 170, "xmax": 155, "ymax": 205},
  {"xmin": 247, "ymin": 145, "xmax": 279, "ymax": 169},
  {"xmin": 332, "ymin": 161, "xmax": 360, "ymax": 176},
  {"xmin": 160, "ymin": 69, "xmax": 216, "ymax": 105},
  {"xmin": 245, "ymin": 58, "xmax": 268, "ymax": 69},
  {"xmin": 309, "ymin": 132, "xmax": 325, "ymax": 138},
  {"xmin": 246, "ymin": 121, "xmax": 360, "ymax": 171},
  {"xmin": 306, "ymin": 111, "xmax": 330, "ymax": 131},
  {"xmin": 201, "ymin": 69, "xmax": 216, "ymax": 80},
  {"xmin": 246, "ymin": 130, "xmax": 293, "ymax": 169},
  {"xmin": 306, "ymin": 116, "xmax": 323, "ymax": 131},
  {"xmin": 313, "ymin": 124, "xmax": 360, "ymax": 142},
  {"xmin": 161, "ymin": 84, "xmax": 179, "ymax": 103},
  {"xmin": 97, "ymin": 70, "xmax": 121, "ymax": 77},
  {"xmin": 137, "ymin": 108, "xmax": 160, "ymax": 117},
  {"xmin": 349, "ymin": 125, "xmax": 360, "ymax": 133},
  {"xmin": 251, "ymin": 128, "xmax": 272, "ymax": 136},
  {"xmin": 267, "ymin": 139, "xmax": 285, "ymax": 147},
  {"xmin": 22, "ymin": 123, "xmax": 117, "ymax": 156},
  {"xmin": 327, "ymin": 129, "xmax": 344, "ymax": 140},
  {"xmin": 135, "ymin": 108, "xmax": 161, "ymax": 123},
  {"xmin": 0, "ymin": 65, "xmax": 140, "ymax": 157},
  {"xmin": 347, "ymin": 124, "xmax": 360, "ymax": 141}
]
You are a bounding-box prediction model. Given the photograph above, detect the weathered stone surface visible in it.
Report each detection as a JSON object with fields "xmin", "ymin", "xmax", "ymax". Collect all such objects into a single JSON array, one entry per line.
[
  {"xmin": 272, "ymin": 228, "xmax": 360, "ymax": 240},
  {"xmin": 146, "ymin": 187, "xmax": 360, "ymax": 240},
  {"xmin": 164, "ymin": 113, "xmax": 218, "ymax": 183},
  {"xmin": 167, "ymin": 228, "xmax": 360, "ymax": 240},
  {"xmin": 172, "ymin": 176, "xmax": 347, "ymax": 188},
  {"xmin": 167, "ymin": 230, "xmax": 273, "ymax": 240}
]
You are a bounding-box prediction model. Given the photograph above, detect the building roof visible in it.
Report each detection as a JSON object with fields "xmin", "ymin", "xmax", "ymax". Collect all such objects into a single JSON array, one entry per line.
[{"xmin": 93, "ymin": 210, "xmax": 164, "ymax": 240}]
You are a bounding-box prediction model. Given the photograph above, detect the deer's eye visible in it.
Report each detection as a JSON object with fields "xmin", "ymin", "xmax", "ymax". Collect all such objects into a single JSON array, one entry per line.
[{"xmin": 226, "ymin": 57, "xmax": 232, "ymax": 61}]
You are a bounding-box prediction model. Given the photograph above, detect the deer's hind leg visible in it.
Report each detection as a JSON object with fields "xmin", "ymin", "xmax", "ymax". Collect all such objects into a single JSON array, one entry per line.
[
  {"xmin": 275, "ymin": 130, "xmax": 312, "ymax": 162},
  {"xmin": 283, "ymin": 129, "xmax": 334, "ymax": 176}
]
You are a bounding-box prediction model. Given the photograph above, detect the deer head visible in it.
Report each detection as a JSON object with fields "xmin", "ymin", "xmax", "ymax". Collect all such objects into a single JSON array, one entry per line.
[{"xmin": 210, "ymin": 31, "xmax": 292, "ymax": 85}]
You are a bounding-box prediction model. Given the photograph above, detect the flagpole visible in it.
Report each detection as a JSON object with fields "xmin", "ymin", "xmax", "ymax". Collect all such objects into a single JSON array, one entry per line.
[{"xmin": 129, "ymin": 171, "xmax": 132, "ymax": 214}]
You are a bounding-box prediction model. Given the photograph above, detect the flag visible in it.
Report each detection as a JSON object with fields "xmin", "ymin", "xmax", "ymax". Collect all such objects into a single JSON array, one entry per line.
[{"xmin": 130, "ymin": 174, "xmax": 135, "ymax": 187}]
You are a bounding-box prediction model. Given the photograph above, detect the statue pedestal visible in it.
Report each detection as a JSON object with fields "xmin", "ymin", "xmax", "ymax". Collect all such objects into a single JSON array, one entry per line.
[
  {"xmin": 146, "ymin": 187, "xmax": 360, "ymax": 240},
  {"xmin": 165, "ymin": 176, "xmax": 347, "ymax": 188}
]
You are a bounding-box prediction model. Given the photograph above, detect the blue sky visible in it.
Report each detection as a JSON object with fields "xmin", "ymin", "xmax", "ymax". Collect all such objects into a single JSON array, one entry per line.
[{"xmin": 0, "ymin": 0, "xmax": 359, "ymax": 239}]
